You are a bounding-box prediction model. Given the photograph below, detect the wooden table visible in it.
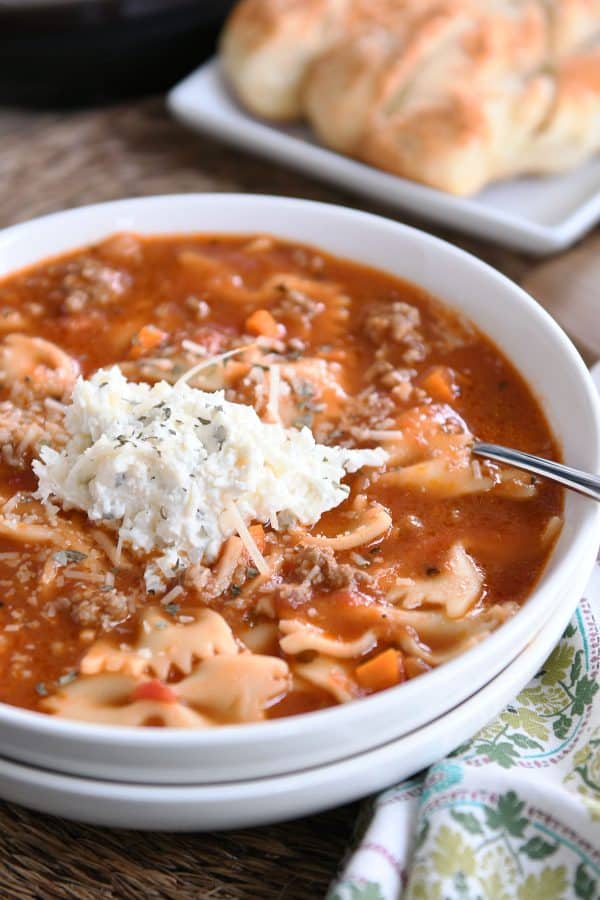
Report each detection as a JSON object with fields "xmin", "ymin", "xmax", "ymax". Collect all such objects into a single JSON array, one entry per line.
[{"xmin": 0, "ymin": 97, "xmax": 597, "ymax": 900}]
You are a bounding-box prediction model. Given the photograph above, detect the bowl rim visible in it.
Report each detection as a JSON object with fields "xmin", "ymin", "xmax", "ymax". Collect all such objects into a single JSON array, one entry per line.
[{"xmin": 0, "ymin": 192, "xmax": 598, "ymax": 748}]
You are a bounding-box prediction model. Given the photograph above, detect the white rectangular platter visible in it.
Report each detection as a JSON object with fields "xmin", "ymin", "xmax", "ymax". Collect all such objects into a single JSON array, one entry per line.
[{"xmin": 168, "ymin": 60, "xmax": 600, "ymax": 256}]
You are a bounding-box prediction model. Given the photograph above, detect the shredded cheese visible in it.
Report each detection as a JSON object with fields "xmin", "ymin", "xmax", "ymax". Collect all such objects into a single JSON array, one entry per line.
[
  {"xmin": 2, "ymin": 494, "xmax": 22, "ymax": 515},
  {"xmin": 359, "ymin": 430, "xmax": 405, "ymax": 442},
  {"xmin": 224, "ymin": 499, "xmax": 268, "ymax": 575},
  {"xmin": 162, "ymin": 584, "xmax": 184, "ymax": 606},
  {"xmin": 90, "ymin": 529, "xmax": 121, "ymax": 567},
  {"xmin": 17, "ymin": 423, "xmax": 41, "ymax": 457},
  {"xmin": 266, "ymin": 364, "xmax": 281, "ymax": 424},
  {"xmin": 63, "ymin": 570, "xmax": 106, "ymax": 584},
  {"xmin": 175, "ymin": 344, "xmax": 256, "ymax": 387},
  {"xmin": 44, "ymin": 398, "xmax": 67, "ymax": 414},
  {"xmin": 181, "ymin": 339, "xmax": 208, "ymax": 357},
  {"xmin": 115, "ymin": 532, "xmax": 124, "ymax": 568},
  {"xmin": 34, "ymin": 367, "xmax": 387, "ymax": 591}
]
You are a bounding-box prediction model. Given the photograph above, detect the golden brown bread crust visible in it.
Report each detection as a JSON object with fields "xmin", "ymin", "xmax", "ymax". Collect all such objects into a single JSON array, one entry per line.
[
  {"xmin": 219, "ymin": 0, "xmax": 352, "ymax": 120},
  {"xmin": 220, "ymin": 0, "xmax": 600, "ymax": 193},
  {"xmin": 515, "ymin": 45, "xmax": 600, "ymax": 174},
  {"xmin": 546, "ymin": 0, "xmax": 600, "ymax": 56}
]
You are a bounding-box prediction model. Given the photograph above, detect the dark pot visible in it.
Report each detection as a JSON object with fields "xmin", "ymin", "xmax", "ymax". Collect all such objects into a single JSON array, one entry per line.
[{"xmin": 0, "ymin": 0, "xmax": 235, "ymax": 108}]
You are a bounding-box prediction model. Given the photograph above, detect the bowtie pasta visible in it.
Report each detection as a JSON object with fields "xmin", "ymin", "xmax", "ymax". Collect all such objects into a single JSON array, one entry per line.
[{"xmin": 0, "ymin": 232, "xmax": 562, "ymax": 726}]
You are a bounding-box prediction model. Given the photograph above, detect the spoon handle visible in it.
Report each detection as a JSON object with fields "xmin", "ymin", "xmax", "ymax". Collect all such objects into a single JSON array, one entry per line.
[{"xmin": 472, "ymin": 442, "xmax": 600, "ymax": 502}]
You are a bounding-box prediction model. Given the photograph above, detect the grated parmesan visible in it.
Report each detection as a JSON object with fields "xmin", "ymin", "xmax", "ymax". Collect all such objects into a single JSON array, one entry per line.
[
  {"xmin": 63, "ymin": 570, "xmax": 106, "ymax": 584},
  {"xmin": 224, "ymin": 499, "xmax": 268, "ymax": 575},
  {"xmin": 181, "ymin": 339, "xmax": 208, "ymax": 357},
  {"xmin": 175, "ymin": 344, "xmax": 255, "ymax": 388},
  {"xmin": 266, "ymin": 364, "xmax": 281, "ymax": 424},
  {"xmin": 34, "ymin": 367, "xmax": 387, "ymax": 591},
  {"xmin": 161, "ymin": 584, "xmax": 184, "ymax": 606}
]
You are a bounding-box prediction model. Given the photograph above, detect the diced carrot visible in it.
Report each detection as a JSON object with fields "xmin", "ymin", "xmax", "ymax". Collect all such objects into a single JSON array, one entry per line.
[
  {"xmin": 355, "ymin": 648, "xmax": 404, "ymax": 692},
  {"xmin": 129, "ymin": 324, "xmax": 168, "ymax": 359},
  {"xmin": 245, "ymin": 309, "xmax": 281, "ymax": 339},
  {"xmin": 219, "ymin": 360, "xmax": 250, "ymax": 384},
  {"xmin": 421, "ymin": 366, "xmax": 457, "ymax": 403},
  {"xmin": 131, "ymin": 679, "xmax": 178, "ymax": 704},
  {"xmin": 248, "ymin": 524, "xmax": 265, "ymax": 555}
]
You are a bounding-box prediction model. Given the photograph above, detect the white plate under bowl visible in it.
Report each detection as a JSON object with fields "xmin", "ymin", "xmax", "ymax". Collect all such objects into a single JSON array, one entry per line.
[
  {"xmin": 0, "ymin": 193, "xmax": 598, "ymax": 785},
  {"xmin": 0, "ymin": 556, "xmax": 589, "ymax": 831},
  {"xmin": 168, "ymin": 61, "xmax": 600, "ymax": 255}
]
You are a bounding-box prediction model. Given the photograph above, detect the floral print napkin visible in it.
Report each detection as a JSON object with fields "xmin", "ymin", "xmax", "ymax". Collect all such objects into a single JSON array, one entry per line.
[
  {"xmin": 328, "ymin": 334, "xmax": 600, "ymax": 900},
  {"xmin": 328, "ymin": 555, "xmax": 600, "ymax": 900}
]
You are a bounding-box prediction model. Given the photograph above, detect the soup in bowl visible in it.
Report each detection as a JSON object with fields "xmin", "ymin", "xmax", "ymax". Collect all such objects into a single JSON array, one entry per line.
[{"xmin": 0, "ymin": 194, "xmax": 596, "ymax": 782}]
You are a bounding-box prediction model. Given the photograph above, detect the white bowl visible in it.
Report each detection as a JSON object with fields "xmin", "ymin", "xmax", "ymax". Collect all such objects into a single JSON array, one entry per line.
[
  {"xmin": 0, "ymin": 194, "xmax": 598, "ymax": 784},
  {"xmin": 0, "ymin": 551, "xmax": 590, "ymax": 831}
]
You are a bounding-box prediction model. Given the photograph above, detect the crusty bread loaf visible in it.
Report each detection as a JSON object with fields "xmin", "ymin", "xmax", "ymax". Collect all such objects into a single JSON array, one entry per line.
[
  {"xmin": 220, "ymin": 0, "xmax": 600, "ymax": 194},
  {"xmin": 219, "ymin": 0, "xmax": 352, "ymax": 120},
  {"xmin": 546, "ymin": 0, "xmax": 600, "ymax": 56},
  {"xmin": 515, "ymin": 45, "xmax": 600, "ymax": 174},
  {"xmin": 305, "ymin": 2, "xmax": 558, "ymax": 194}
]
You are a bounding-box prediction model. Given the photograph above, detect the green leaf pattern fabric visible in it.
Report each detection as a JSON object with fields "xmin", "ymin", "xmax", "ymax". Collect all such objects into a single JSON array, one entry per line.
[{"xmin": 329, "ymin": 560, "xmax": 600, "ymax": 900}]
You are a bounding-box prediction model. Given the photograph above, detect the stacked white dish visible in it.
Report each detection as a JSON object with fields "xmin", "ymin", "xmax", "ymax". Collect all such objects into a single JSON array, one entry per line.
[
  {"xmin": 0, "ymin": 195, "xmax": 598, "ymax": 829},
  {"xmin": 168, "ymin": 61, "xmax": 600, "ymax": 256},
  {"xmin": 0, "ymin": 566, "xmax": 588, "ymax": 831}
]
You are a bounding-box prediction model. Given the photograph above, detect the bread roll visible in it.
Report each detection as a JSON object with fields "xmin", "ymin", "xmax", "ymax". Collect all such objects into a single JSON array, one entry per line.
[
  {"xmin": 515, "ymin": 46, "xmax": 600, "ymax": 174},
  {"xmin": 546, "ymin": 0, "xmax": 600, "ymax": 56},
  {"xmin": 220, "ymin": 0, "xmax": 351, "ymax": 119},
  {"xmin": 220, "ymin": 0, "xmax": 600, "ymax": 194},
  {"xmin": 304, "ymin": 3, "xmax": 554, "ymax": 193}
]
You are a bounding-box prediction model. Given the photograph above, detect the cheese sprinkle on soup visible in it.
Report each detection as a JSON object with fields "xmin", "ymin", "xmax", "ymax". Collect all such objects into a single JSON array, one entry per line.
[{"xmin": 33, "ymin": 366, "xmax": 387, "ymax": 591}]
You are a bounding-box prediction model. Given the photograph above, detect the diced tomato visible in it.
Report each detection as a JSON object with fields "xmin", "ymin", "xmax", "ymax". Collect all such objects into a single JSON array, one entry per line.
[{"xmin": 131, "ymin": 679, "xmax": 178, "ymax": 704}]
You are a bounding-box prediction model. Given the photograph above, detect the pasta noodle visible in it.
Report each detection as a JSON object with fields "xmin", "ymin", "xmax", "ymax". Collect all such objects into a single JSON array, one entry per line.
[
  {"xmin": 294, "ymin": 657, "xmax": 358, "ymax": 704},
  {"xmin": 0, "ymin": 334, "xmax": 79, "ymax": 400},
  {"xmin": 279, "ymin": 619, "xmax": 377, "ymax": 658},
  {"xmin": 44, "ymin": 674, "xmax": 209, "ymax": 727},
  {"xmin": 0, "ymin": 517, "xmax": 59, "ymax": 544},
  {"xmin": 0, "ymin": 231, "xmax": 562, "ymax": 726},
  {"xmin": 301, "ymin": 503, "xmax": 392, "ymax": 550},
  {"xmin": 388, "ymin": 543, "xmax": 483, "ymax": 619},
  {"xmin": 223, "ymin": 502, "xmax": 269, "ymax": 575},
  {"xmin": 379, "ymin": 457, "xmax": 494, "ymax": 497},
  {"xmin": 80, "ymin": 607, "xmax": 239, "ymax": 680},
  {"xmin": 174, "ymin": 654, "xmax": 290, "ymax": 723}
]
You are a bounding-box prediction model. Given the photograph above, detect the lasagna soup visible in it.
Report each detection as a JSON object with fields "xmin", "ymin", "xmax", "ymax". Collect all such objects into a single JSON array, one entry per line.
[{"xmin": 0, "ymin": 233, "xmax": 562, "ymax": 727}]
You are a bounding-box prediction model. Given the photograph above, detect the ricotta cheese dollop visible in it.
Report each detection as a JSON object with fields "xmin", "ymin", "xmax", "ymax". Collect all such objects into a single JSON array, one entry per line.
[{"xmin": 34, "ymin": 367, "xmax": 387, "ymax": 591}]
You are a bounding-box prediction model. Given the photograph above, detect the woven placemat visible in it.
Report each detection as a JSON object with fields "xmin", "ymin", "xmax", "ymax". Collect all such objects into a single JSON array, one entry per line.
[
  {"xmin": 0, "ymin": 797, "xmax": 360, "ymax": 899},
  {"xmin": 0, "ymin": 96, "xmax": 597, "ymax": 899}
]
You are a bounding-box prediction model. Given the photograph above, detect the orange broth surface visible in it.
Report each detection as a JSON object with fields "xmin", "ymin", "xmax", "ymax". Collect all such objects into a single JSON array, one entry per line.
[{"xmin": 0, "ymin": 233, "xmax": 562, "ymax": 723}]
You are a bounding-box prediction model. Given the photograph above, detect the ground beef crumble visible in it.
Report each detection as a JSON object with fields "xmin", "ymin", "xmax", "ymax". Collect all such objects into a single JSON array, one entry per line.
[
  {"xmin": 278, "ymin": 546, "xmax": 373, "ymax": 605},
  {"xmin": 52, "ymin": 587, "xmax": 132, "ymax": 630},
  {"xmin": 365, "ymin": 301, "xmax": 420, "ymax": 343},
  {"xmin": 0, "ymin": 400, "xmax": 67, "ymax": 468},
  {"xmin": 269, "ymin": 276, "xmax": 326, "ymax": 323},
  {"xmin": 42, "ymin": 255, "xmax": 133, "ymax": 313},
  {"xmin": 364, "ymin": 301, "xmax": 426, "ymax": 364}
]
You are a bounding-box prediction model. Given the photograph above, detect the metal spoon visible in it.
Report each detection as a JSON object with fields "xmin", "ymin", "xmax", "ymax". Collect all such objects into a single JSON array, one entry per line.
[{"xmin": 472, "ymin": 442, "xmax": 600, "ymax": 502}]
